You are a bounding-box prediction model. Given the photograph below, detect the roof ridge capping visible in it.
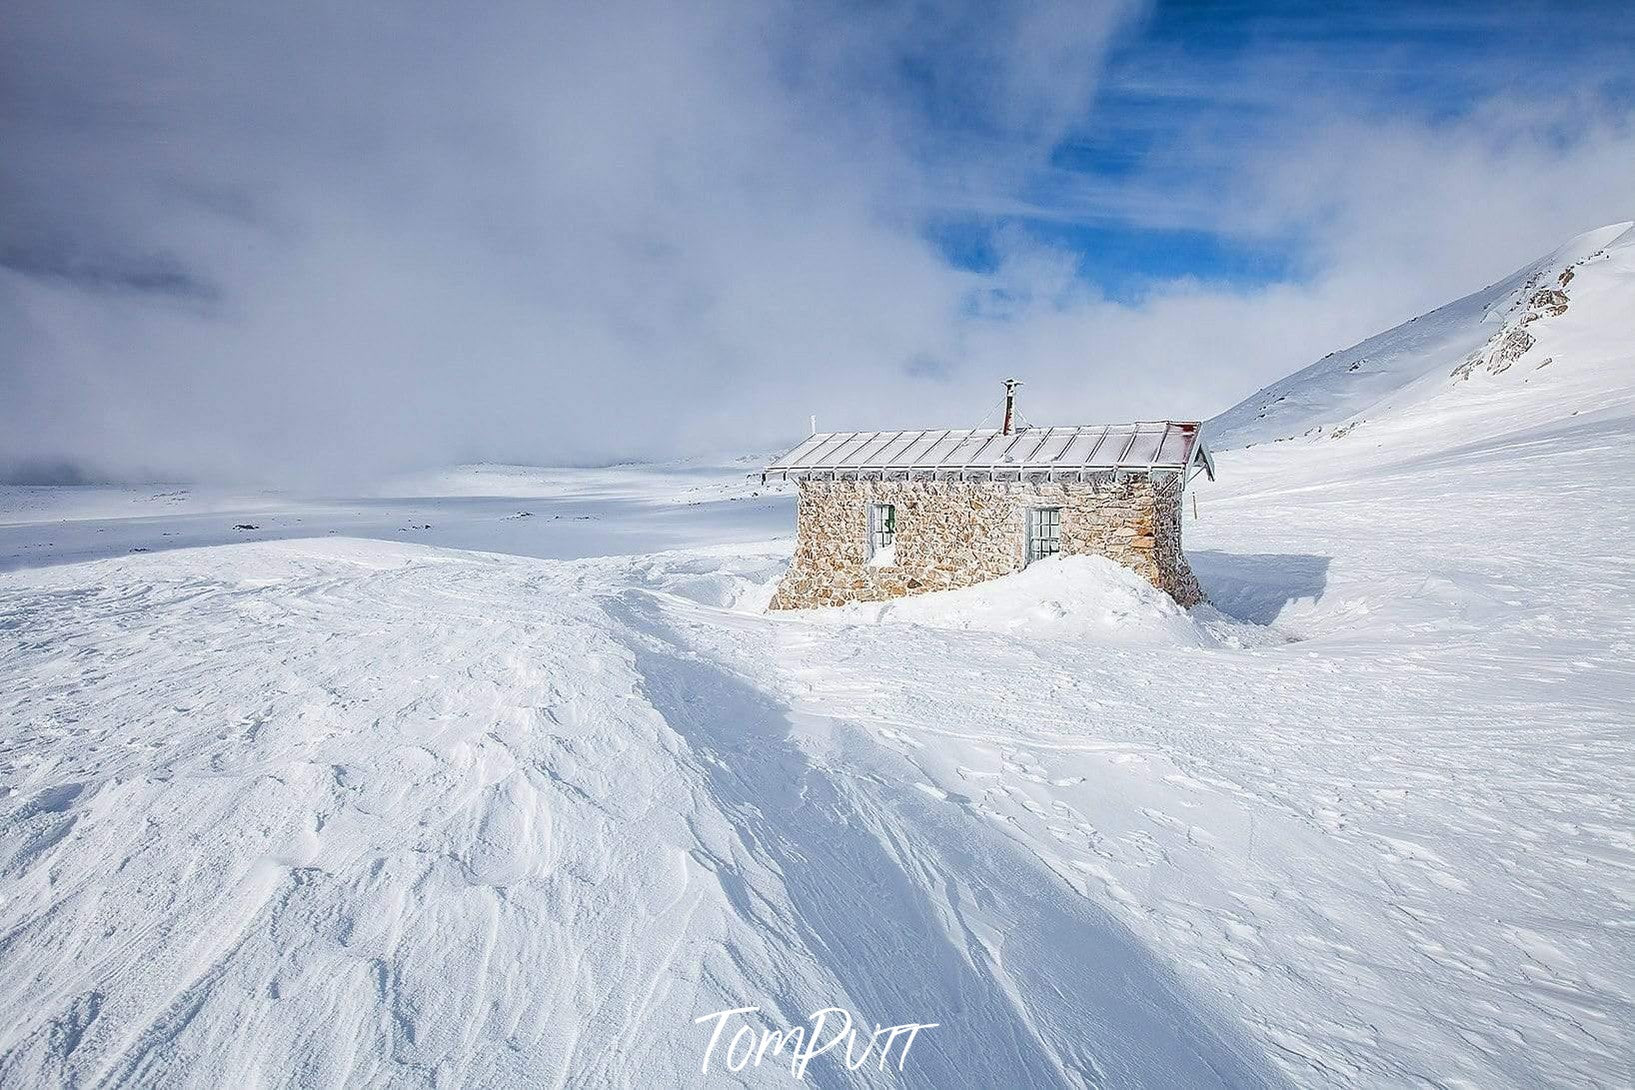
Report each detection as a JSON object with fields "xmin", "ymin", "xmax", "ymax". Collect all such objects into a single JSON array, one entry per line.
[{"xmin": 763, "ymin": 420, "xmax": 1213, "ymax": 483}]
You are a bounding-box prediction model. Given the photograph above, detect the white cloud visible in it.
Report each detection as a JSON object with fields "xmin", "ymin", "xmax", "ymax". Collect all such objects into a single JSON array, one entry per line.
[{"xmin": 1, "ymin": 1, "xmax": 1630, "ymax": 483}]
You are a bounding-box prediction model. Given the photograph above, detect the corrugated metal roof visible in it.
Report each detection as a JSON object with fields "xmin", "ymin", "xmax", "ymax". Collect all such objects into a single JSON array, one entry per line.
[{"xmin": 763, "ymin": 422, "xmax": 1214, "ymax": 481}]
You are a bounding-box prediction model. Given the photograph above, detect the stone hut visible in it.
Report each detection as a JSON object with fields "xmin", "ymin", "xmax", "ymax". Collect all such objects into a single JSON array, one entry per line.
[{"xmin": 763, "ymin": 416, "xmax": 1214, "ymax": 610}]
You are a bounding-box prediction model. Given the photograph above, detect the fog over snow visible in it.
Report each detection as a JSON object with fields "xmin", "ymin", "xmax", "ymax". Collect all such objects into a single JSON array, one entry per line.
[{"xmin": 3, "ymin": 1, "xmax": 1633, "ymax": 483}]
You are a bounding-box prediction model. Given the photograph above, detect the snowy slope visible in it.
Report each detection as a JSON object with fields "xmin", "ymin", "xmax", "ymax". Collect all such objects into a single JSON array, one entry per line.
[
  {"xmin": 1209, "ymin": 221, "xmax": 1635, "ymax": 449},
  {"xmin": 4, "ymin": 226, "xmax": 1635, "ymax": 1086}
]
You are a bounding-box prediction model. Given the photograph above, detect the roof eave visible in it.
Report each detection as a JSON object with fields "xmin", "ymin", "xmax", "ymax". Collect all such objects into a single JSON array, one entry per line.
[
  {"xmin": 1190, "ymin": 434, "xmax": 1216, "ymax": 483},
  {"xmin": 761, "ymin": 421, "xmax": 1215, "ymax": 478}
]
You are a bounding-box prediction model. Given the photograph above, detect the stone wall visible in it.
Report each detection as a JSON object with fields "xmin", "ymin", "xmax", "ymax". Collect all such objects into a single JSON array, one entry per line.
[{"xmin": 768, "ymin": 475, "xmax": 1205, "ymax": 610}]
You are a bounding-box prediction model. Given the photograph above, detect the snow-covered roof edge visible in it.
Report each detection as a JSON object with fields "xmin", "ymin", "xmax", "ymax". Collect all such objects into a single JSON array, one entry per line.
[{"xmin": 762, "ymin": 422, "xmax": 1214, "ymax": 484}]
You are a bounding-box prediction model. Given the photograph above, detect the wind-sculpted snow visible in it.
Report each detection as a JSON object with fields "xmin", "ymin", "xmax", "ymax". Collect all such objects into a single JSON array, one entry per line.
[
  {"xmin": 607, "ymin": 591, "xmax": 1273, "ymax": 1086},
  {"xmin": 4, "ymin": 225, "xmax": 1635, "ymax": 1085},
  {"xmin": 789, "ymin": 554, "xmax": 1286, "ymax": 649},
  {"xmin": 0, "ymin": 540, "xmax": 1274, "ymax": 1087}
]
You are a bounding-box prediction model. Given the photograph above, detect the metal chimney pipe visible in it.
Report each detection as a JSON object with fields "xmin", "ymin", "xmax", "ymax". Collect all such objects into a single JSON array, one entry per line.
[{"xmin": 1002, "ymin": 378, "xmax": 1022, "ymax": 435}]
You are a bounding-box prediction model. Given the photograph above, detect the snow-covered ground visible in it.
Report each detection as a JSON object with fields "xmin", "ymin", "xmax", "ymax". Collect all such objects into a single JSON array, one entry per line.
[
  {"xmin": 3, "ymin": 226, "xmax": 1633, "ymax": 1087},
  {"xmin": 0, "ymin": 456, "xmax": 791, "ymax": 574}
]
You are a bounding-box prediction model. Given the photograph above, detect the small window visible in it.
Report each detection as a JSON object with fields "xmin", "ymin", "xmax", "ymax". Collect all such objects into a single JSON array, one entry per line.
[
  {"xmin": 868, "ymin": 503, "xmax": 897, "ymax": 566},
  {"xmin": 1026, "ymin": 507, "xmax": 1061, "ymax": 566}
]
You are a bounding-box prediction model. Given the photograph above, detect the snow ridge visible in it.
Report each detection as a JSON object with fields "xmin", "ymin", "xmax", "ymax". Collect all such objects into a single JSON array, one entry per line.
[{"xmin": 1209, "ymin": 221, "xmax": 1635, "ymax": 450}]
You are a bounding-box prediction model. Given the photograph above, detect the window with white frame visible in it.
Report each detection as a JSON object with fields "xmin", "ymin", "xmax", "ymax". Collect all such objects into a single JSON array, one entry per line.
[
  {"xmin": 867, "ymin": 503, "xmax": 897, "ymax": 566},
  {"xmin": 1026, "ymin": 507, "xmax": 1061, "ymax": 565}
]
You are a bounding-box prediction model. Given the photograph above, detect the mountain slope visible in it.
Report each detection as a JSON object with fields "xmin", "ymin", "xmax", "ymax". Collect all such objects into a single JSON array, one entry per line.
[{"xmin": 1209, "ymin": 221, "xmax": 1635, "ymax": 450}]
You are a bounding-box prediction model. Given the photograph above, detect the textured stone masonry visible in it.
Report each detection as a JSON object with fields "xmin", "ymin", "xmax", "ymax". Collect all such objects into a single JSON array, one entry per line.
[{"xmin": 768, "ymin": 475, "xmax": 1204, "ymax": 610}]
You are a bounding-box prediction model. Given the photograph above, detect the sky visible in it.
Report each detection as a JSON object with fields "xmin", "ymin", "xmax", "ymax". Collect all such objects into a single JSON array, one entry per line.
[{"xmin": 3, "ymin": 0, "xmax": 1633, "ymax": 484}]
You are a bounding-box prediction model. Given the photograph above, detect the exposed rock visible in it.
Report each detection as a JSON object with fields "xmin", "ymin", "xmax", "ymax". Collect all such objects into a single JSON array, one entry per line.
[
  {"xmin": 1528, "ymin": 287, "xmax": 1569, "ymax": 317},
  {"xmin": 1454, "ymin": 326, "xmax": 1537, "ymax": 380},
  {"xmin": 1487, "ymin": 327, "xmax": 1536, "ymax": 374}
]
